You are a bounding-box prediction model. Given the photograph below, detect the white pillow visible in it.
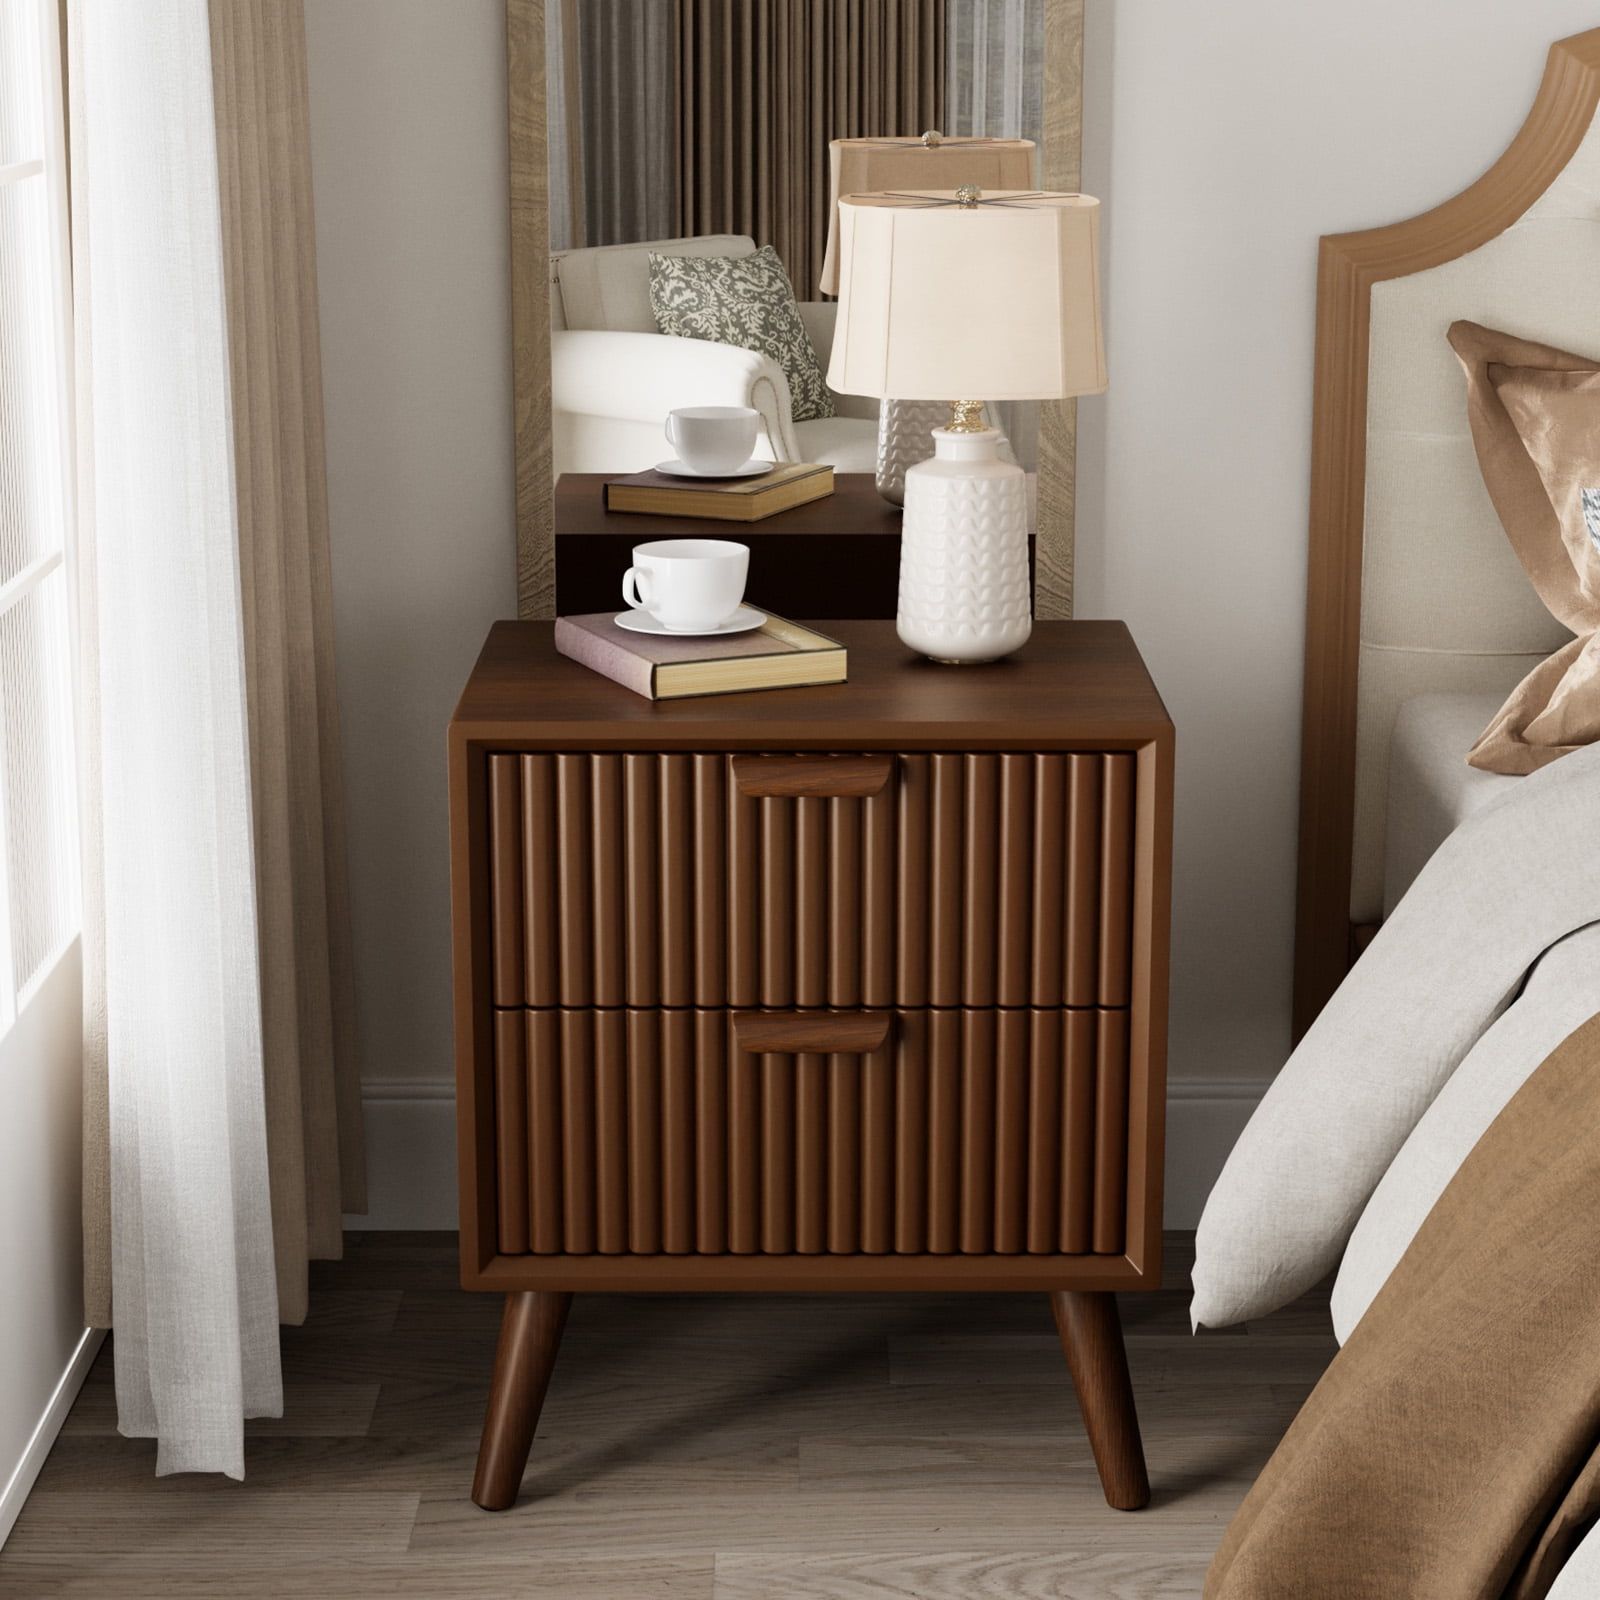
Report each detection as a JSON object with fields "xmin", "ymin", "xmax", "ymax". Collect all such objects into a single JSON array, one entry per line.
[
  {"xmin": 1330, "ymin": 923, "xmax": 1600, "ymax": 1343},
  {"xmin": 1191, "ymin": 743, "xmax": 1600, "ymax": 1330}
]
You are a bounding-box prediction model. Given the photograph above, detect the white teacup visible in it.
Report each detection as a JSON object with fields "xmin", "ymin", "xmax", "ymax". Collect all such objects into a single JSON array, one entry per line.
[
  {"xmin": 665, "ymin": 405, "xmax": 759, "ymax": 475},
  {"xmin": 622, "ymin": 538, "xmax": 749, "ymax": 632}
]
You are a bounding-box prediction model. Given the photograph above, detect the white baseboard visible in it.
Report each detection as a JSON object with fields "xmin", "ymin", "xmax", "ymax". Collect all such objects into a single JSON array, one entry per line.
[
  {"xmin": 347, "ymin": 1077, "xmax": 1265, "ymax": 1234},
  {"xmin": 0, "ymin": 1326, "xmax": 104, "ymax": 1550},
  {"xmin": 346, "ymin": 1078, "xmax": 458, "ymax": 1231},
  {"xmin": 1161, "ymin": 1078, "xmax": 1264, "ymax": 1228}
]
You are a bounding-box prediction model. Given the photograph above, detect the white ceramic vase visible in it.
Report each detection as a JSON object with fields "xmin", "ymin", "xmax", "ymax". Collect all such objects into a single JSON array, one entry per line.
[{"xmin": 897, "ymin": 426, "xmax": 1031, "ymax": 663}]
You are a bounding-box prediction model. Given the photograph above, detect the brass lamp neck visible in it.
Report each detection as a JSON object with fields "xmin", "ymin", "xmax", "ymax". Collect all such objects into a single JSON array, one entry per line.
[{"xmin": 946, "ymin": 399, "xmax": 987, "ymax": 433}]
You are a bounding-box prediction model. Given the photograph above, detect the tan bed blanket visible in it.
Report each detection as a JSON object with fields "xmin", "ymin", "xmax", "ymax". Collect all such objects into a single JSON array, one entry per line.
[{"xmin": 1207, "ymin": 1011, "xmax": 1600, "ymax": 1600}]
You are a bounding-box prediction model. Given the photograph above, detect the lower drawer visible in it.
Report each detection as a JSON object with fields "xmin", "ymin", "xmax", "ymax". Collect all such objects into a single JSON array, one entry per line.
[{"xmin": 490, "ymin": 1007, "xmax": 1130, "ymax": 1260}]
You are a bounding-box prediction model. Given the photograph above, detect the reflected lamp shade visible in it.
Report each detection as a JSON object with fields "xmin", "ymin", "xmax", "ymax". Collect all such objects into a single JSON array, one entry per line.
[
  {"xmin": 826, "ymin": 190, "xmax": 1107, "ymax": 403},
  {"xmin": 819, "ymin": 136, "xmax": 1037, "ymax": 297}
]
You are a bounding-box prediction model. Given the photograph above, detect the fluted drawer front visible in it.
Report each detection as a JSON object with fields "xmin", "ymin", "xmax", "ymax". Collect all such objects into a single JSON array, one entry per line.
[
  {"xmin": 491, "ymin": 1007, "xmax": 1130, "ymax": 1259},
  {"xmin": 486, "ymin": 752, "xmax": 1136, "ymax": 1011}
]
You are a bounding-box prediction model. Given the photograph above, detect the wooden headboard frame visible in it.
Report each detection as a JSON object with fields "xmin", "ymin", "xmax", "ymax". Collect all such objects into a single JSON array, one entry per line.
[{"xmin": 1292, "ymin": 26, "xmax": 1600, "ymax": 1039}]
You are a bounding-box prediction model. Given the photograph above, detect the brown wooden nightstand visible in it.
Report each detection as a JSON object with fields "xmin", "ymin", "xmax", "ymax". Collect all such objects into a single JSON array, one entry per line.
[
  {"xmin": 449, "ymin": 620, "xmax": 1173, "ymax": 1513},
  {"xmin": 553, "ymin": 471, "xmax": 1037, "ymax": 620}
]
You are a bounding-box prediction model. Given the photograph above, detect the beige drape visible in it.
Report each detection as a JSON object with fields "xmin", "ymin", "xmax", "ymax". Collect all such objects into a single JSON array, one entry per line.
[
  {"xmin": 81, "ymin": 0, "xmax": 364, "ymax": 1330},
  {"xmin": 674, "ymin": 0, "xmax": 945, "ymax": 301}
]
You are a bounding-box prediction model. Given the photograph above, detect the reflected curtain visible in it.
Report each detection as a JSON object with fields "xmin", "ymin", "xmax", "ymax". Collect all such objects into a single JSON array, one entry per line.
[
  {"xmin": 560, "ymin": 0, "xmax": 677, "ymax": 250},
  {"xmin": 70, "ymin": 0, "xmax": 363, "ymax": 1477},
  {"xmin": 545, "ymin": 0, "xmax": 586, "ymax": 250},
  {"xmin": 947, "ymin": 0, "xmax": 1044, "ymax": 466},
  {"xmin": 946, "ymin": 0, "xmax": 1043, "ymax": 142},
  {"xmin": 675, "ymin": 0, "xmax": 944, "ymax": 300}
]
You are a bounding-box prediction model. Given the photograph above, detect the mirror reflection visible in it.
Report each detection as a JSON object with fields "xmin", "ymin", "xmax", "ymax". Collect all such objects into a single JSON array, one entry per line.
[{"xmin": 545, "ymin": 1, "xmax": 1044, "ymax": 487}]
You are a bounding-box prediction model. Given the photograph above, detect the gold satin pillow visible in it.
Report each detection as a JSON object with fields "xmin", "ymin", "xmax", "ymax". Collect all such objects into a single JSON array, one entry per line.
[{"xmin": 1447, "ymin": 320, "xmax": 1600, "ymax": 774}]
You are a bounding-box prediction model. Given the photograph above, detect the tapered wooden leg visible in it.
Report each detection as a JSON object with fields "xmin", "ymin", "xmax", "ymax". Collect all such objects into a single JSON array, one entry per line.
[
  {"xmin": 471, "ymin": 1290, "xmax": 572, "ymax": 1511},
  {"xmin": 1051, "ymin": 1289, "xmax": 1150, "ymax": 1510}
]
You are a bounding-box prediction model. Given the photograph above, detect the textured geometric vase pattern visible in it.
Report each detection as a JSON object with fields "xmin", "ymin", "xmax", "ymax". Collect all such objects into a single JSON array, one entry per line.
[
  {"xmin": 875, "ymin": 398, "xmax": 950, "ymax": 506},
  {"xmin": 898, "ymin": 471, "xmax": 1032, "ymax": 662}
]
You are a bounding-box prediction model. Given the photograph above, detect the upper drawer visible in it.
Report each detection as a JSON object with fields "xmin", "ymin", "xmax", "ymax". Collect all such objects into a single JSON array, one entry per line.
[{"xmin": 486, "ymin": 751, "xmax": 1135, "ymax": 1011}]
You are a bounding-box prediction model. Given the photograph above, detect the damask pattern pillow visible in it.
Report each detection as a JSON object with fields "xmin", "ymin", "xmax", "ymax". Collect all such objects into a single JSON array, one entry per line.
[{"xmin": 649, "ymin": 245, "xmax": 835, "ymax": 424}]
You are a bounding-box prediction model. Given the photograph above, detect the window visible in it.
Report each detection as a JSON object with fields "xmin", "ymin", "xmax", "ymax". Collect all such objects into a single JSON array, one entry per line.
[{"xmin": 0, "ymin": 0, "xmax": 77, "ymax": 1036}]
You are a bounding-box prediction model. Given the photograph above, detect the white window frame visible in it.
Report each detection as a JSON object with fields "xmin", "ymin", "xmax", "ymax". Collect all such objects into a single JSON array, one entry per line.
[{"xmin": 0, "ymin": 0, "xmax": 79, "ymax": 1036}]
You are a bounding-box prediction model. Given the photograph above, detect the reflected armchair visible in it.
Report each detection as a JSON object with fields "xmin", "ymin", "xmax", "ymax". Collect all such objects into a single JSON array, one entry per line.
[{"xmin": 549, "ymin": 234, "xmax": 880, "ymax": 478}]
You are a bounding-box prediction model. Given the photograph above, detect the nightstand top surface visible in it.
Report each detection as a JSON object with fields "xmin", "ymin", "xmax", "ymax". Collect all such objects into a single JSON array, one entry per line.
[{"xmin": 453, "ymin": 620, "xmax": 1170, "ymax": 751}]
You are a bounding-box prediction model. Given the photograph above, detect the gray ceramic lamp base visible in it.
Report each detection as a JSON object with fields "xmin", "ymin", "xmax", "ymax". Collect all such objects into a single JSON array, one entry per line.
[
  {"xmin": 874, "ymin": 398, "xmax": 951, "ymax": 506},
  {"xmin": 875, "ymin": 398, "xmax": 1016, "ymax": 506}
]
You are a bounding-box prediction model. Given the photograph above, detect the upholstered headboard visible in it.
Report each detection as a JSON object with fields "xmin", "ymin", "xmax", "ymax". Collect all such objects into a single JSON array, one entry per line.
[{"xmin": 1294, "ymin": 28, "xmax": 1600, "ymax": 1037}]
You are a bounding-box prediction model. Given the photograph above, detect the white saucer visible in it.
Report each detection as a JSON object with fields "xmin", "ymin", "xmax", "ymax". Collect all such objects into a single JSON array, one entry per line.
[
  {"xmin": 615, "ymin": 605, "xmax": 767, "ymax": 639},
  {"xmin": 654, "ymin": 458, "xmax": 773, "ymax": 480}
]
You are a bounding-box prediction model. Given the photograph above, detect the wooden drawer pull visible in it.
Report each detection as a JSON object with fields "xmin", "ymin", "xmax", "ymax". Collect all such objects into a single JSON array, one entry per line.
[
  {"xmin": 732, "ymin": 755, "xmax": 892, "ymax": 799},
  {"xmin": 733, "ymin": 1010, "xmax": 893, "ymax": 1055}
]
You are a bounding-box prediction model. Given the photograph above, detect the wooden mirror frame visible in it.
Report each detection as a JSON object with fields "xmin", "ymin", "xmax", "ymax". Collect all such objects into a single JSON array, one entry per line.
[
  {"xmin": 1291, "ymin": 27, "xmax": 1600, "ymax": 1038},
  {"xmin": 505, "ymin": 0, "xmax": 1086, "ymax": 620}
]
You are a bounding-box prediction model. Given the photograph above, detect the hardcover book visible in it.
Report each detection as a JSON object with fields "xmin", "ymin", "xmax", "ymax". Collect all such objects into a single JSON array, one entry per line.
[
  {"xmin": 602, "ymin": 462, "xmax": 834, "ymax": 521},
  {"xmin": 554, "ymin": 611, "xmax": 847, "ymax": 700}
]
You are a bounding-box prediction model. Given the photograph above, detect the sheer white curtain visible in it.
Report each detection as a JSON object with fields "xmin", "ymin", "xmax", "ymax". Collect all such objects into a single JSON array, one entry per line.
[
  {"xmin": 946, "ymin": 0, "xmax": 1043, "ymax": 141},
  {"xmin": 70, "ymin": 0, "xmax": 279, "ymax": 1478}
]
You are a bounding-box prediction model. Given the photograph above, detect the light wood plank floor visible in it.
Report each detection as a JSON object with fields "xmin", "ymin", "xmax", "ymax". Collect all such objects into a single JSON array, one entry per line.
[{"xmin": 0, "ymin": 1232, "xmax": 1335, "ymax": 1598}]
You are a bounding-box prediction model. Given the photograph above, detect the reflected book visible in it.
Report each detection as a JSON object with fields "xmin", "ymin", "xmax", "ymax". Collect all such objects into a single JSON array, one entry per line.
[
  {"xmin": 602, "ymin": 463, "xmax": 834, "ymax": 521},
  {"xmin": 554, "ymin": 611, "xmax": 847, "ymax": 700}
]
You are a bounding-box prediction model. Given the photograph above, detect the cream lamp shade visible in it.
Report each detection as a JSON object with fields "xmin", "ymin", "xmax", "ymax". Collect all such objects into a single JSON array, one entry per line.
[
  {"xmin": 826, "ymin": 190, "xmax": 1107, "ymax": 403},
  {"xmin": 819, "ymin": 136, "xmax": 1037, "ymax": 296}
]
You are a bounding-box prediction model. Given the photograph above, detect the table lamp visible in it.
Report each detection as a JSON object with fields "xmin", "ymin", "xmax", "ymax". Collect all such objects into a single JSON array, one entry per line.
[{"xmin": 827, "ymin": 188, "xmax": 1106, "ymax": 663}]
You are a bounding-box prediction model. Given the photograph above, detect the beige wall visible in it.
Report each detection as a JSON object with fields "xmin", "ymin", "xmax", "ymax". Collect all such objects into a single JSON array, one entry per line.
[
  {"xmin": 304, "ymin": 0, "xmax": 516, "ymax": 1105},
  {"xmin": 305, "ymin": 0, "xmax": 1600, "ymax": 1223}
]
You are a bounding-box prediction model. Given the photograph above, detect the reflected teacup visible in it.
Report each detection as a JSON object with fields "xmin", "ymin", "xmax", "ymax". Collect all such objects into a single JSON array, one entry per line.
[{"xmin": 665, "ymin": 406, "xmax": 759, "ymax": 475}]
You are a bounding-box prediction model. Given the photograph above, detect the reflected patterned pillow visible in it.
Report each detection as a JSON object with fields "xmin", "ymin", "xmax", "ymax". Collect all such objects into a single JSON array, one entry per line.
[{"xmin": 648, "ymin": 245, "xmax": 834, "ymax": 424}]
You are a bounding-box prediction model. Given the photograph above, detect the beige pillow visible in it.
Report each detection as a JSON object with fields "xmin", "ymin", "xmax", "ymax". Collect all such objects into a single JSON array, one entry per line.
[{"xmin": 1447, "ymin": 320, "xmax": 1600, "ymax": 774}]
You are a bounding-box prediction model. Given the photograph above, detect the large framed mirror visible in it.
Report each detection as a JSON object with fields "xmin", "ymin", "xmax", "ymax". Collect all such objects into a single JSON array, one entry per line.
[{"xmin": 507, "ymin": 0, "xmax": 1084, "ymax": 621}]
